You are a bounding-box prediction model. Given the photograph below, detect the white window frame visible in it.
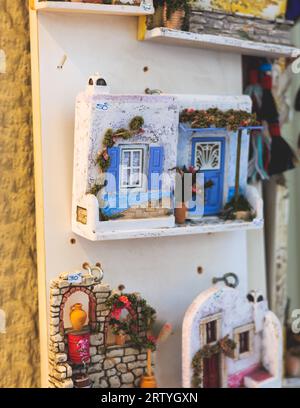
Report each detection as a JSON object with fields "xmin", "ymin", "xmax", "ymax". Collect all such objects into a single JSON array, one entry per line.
[
  {"xmin": 119, "ymin": 145, "xmax": 147, "ymax": 192},
  {"xmin": 233, "ymin": 323, "xmax": 255, "ymax": 360},
  {"xmin": 199, "ymin": 313, "xmax": 222, "ymax": 346}
]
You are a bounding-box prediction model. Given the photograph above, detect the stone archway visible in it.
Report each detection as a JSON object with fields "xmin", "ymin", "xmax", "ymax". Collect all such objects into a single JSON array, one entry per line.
[{"xmin": 59, "ymin": 287, "xmax": 97, "ymax": 333}]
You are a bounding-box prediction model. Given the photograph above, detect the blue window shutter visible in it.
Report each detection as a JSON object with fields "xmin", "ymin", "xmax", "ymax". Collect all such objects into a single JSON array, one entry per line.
[
  {"xmin": 106, "ymin": 147, "xmax": 120, "ymax": 193},
  {"xmin": 148, "ymin": 146, "xmax": 164, "ymax": 190}
]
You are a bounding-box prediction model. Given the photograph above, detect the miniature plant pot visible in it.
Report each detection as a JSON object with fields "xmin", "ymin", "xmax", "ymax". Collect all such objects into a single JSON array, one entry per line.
[
  {"xmin": 286, "ymin": 350, "xmax": 300, "ymax": 377},
  {"xmin": 175, "ymin": 203, "xmax": 187, "ymax": 224},
  {"xmin": 115, "ymin": 333, "xmax": 126, "ymax": 346},
  {"xmin": 164, "ymin": 5, "xmax": 185, "ymax": 30},
  {"xmin": 73, "ymin": 373, "xmax": 92, "ymax": 388},
  {"xmin": 140, "ymin": 375, "xmax": 157, "ymax": 388},
  {"xmin": 234, "ymin": 210, "xmax": 252, "ymax": 221},
  {"xmin": 70, "ymin": 303, "xmax": 87, "ymax": 332}
]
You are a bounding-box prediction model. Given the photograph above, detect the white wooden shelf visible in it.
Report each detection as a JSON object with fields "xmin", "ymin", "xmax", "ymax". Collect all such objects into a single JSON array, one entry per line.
[
  {"xmin": 74, "ymin": 217, "xmax": 264, "ymax": 241},
  {"xmin": 144, "ymin": 27, "xmax": 300, "ymax": 58},
  {"xmin": 33, "ymin": 1, "xmax": 154, "ymax": 16}
]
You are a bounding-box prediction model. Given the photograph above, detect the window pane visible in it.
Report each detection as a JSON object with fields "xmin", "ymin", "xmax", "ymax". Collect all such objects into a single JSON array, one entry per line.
[
  {"xmin": 121, "ymin": 169, "xmax": 130, "ymax": 186},
  {"xmin": 133, "ymin": 151, "xmax": 141, "ymax": 166},
  {"xmin": 206, "ymin": 320, "xmax": 217, "ymax": 343},
  {"xmin": 132, "ymin": 168, "xmax": 141, "ymax": 186},
  {"xmin": 239, "ymin": 331, "xmax": 249, "ymax": 354},
  {"xmin": 122, "ymin": 151, "xmax": 131, "ymax": 167}
]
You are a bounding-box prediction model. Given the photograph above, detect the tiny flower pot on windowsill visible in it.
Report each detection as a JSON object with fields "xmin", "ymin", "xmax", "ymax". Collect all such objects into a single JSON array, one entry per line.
[{"xmin": 175, "ymin": 203, "xmax": 187, "ymax": 224}]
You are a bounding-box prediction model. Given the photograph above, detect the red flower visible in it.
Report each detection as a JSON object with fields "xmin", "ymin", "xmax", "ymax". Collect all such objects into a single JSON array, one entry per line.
[
  {"xmin": 119, "ymin": 295, "xmax": 131, "ymax": 308},
  {"xmin": 147, "ymin": 335, "xmax": 157, "ymax": 345},
  {"xmin": 187, "ymin": 108, "xmax": 195, "ymax": 113},
  {"xmin": 188, "ymin": 166, "xmax": 197, "ymax": 174},
  {"xmin": 111, "ymin": 306, "xmax": 122, "ymax": 320}
]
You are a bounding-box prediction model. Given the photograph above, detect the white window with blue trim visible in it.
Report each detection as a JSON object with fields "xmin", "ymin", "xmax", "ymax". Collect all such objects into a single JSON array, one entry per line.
[
  {"xmin": 104, "ymin": 144, "xmax": 165, "ymax": 215},
  {"xmin": 120, "ymin": 145, "xmax": 146, "ymax": 191}
]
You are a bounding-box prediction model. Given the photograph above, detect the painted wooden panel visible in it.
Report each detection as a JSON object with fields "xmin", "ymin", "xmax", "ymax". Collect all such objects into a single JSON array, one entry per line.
[
  {"xmin": 30, "ymin": 10, "xmax": 266, "ymax": 387},
  {"xmin": 193, "ymin": 0, "xmax": 288, "ymax": 20}
]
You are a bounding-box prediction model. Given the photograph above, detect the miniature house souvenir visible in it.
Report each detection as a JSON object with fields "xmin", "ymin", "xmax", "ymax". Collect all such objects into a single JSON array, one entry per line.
[
  {"xmin": 48, "ymin": 263, "xmax": 157, "ymax": 388},
  {"xmin": 182, "ymin": 275, "xmax": 282, "ymax": 388},
  {"xmin": 72, "ymin": 74, "xmax": 178, "ymax": 240},
  {"xmin": 177, "ymin": 95, "xmax": 263, "ymax": 222}
]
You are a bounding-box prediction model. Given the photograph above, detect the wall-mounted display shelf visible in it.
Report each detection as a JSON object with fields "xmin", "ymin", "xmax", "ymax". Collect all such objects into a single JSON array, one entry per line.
[
  {"xmin": 32, "ymin": 0, "xmax": 154, "ymax": 16},
  {"xmin": 78, "ymin": 215, "xmax": 264, "ymax": 241},
  {"xmin": 142, "ymin": 27, "xmax": 300, "ymax": 59}
]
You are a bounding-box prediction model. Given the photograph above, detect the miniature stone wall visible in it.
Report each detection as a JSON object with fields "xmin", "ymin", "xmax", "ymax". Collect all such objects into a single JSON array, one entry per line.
[
  {"xmin": 122, "ymin": 199, "xmax": 171, "ymax": 220},
  {"xmin": 48, "ymin": 269, "xmax": 149, "ymax": 388},
  {"xmin": 189, "ymin": 10, "xmax": 292, "ymax": 46}
]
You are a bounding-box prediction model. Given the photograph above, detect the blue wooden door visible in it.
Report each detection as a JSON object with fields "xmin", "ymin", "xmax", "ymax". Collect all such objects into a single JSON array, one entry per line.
[{"xmin": 192, "ymin": 137, "xmax": 225, "ymax": 216}]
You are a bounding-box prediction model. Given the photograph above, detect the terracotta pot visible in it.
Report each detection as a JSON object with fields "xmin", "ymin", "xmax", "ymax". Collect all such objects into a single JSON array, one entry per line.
[
  {"xmin": 115, "ymin": 333, "xmax": 126, "ymax": 346},
  {"xmin": 175, "ymin": 203, "xmax": 187, "ymax": 224},
  {"xmin": 234, "ymin": 210, "xmax": 251, "ymax": 221},
  {"xmin": 286, "ymin": 350, "xmax": 300, "ymax": 377},
  {"xmin": 140, "ymin": 375, "xmax": 157, "ymax": 388},
  {"xmin": 164, "ymin": 6, "xmax": 185, "ymax": 30},
  {"xmin": 70, "ymin": 303, "xmax": 87, "ymax": 331},
  {"xmin": 73, "ymin": 373, "xmax": 92, "ymax": 388}
]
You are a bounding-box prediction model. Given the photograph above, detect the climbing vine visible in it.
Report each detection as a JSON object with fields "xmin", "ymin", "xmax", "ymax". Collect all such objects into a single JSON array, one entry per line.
[
  {"xmin": 191, "ymin": 336, "xmax": 236, "ymax": 388},
  {"xmin": 180, "ymin": 108, "xmax": 259, "ymax": 131},
  {"xmin": 96, "ymin": 116, "xmax": 144, "ymax": 172},
  {"xmin": 106, "ymin": 293, "xmax": 157, "ymax": 351}
]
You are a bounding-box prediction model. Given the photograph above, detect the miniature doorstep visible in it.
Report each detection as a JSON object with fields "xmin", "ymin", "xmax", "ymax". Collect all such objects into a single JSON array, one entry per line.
[
  {"xmin": 48, "ymin": 265, "xmax": 158, "ymax": 389},
  {"xmin": 182, "ymin": 284, "xmax": 282, "ymax": 388},
  {"xmin": 72, "ymin": 75, "xmax": 263, "ymax": 241}
]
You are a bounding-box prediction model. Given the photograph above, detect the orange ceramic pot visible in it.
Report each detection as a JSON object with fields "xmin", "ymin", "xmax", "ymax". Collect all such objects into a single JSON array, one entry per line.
[
  {"xmin": 140, "ymin": 375, "xmax": 157, "ymax": 388},
  {"xmin": 164, "ymin": 6, "xmax": 185, "ymax": 30},
  {"xmin": 70, "ymin": 303, "xmax": 87, "ymax": 331},
  {"xmin": 175, "ymin": 203, "xmax": 187, "ymax": 224},
  {"xmin": 115, "ymin": 333, "xmax": 126, "ymax": 346}
]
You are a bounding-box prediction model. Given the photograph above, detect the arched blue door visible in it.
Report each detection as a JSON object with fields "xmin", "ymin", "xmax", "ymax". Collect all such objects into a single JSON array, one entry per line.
[{"xmin": 192, "ymin": 137, "xmax": 225, "ymax": 216}]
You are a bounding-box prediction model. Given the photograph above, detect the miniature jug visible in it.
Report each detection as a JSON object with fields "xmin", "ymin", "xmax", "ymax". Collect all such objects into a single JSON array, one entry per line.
[{"xmin": 70, "ymin": 303, "xmax": 87, "ymax": 331}]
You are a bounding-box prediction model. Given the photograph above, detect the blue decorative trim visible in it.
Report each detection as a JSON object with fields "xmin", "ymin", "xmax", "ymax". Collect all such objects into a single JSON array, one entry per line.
[{"xmin": 179, "ymin": 123, "xmax": 263, "ymax": 133}]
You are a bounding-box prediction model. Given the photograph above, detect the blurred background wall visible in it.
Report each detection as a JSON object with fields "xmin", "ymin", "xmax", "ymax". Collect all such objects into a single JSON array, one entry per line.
[{"xmin": 0, "ymin": 0, "xmax": 39, "ymax": 387}]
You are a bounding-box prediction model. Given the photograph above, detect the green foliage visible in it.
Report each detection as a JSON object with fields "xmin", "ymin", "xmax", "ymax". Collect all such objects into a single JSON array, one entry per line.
[
  {"xmin": 129, "ymin": 116, "xmax": 144, "ymax": 132},
  {"xmin": 192, "ymin": 336, "xmax": 236, "ymax": 388},
  {"xmin": 180, "ymin": 108, "xmax": 259, "ymax": 131},
  {"xmin": 106, "ymin": 293, "xmax": 157, "ymax": 351},
  {"xmin": 94, "ymin": 116, "xmax": 145, "ymax": 175},
  {"xmin": 103, "ymin": 129, "xmax": 115, "ymax": 148}
]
